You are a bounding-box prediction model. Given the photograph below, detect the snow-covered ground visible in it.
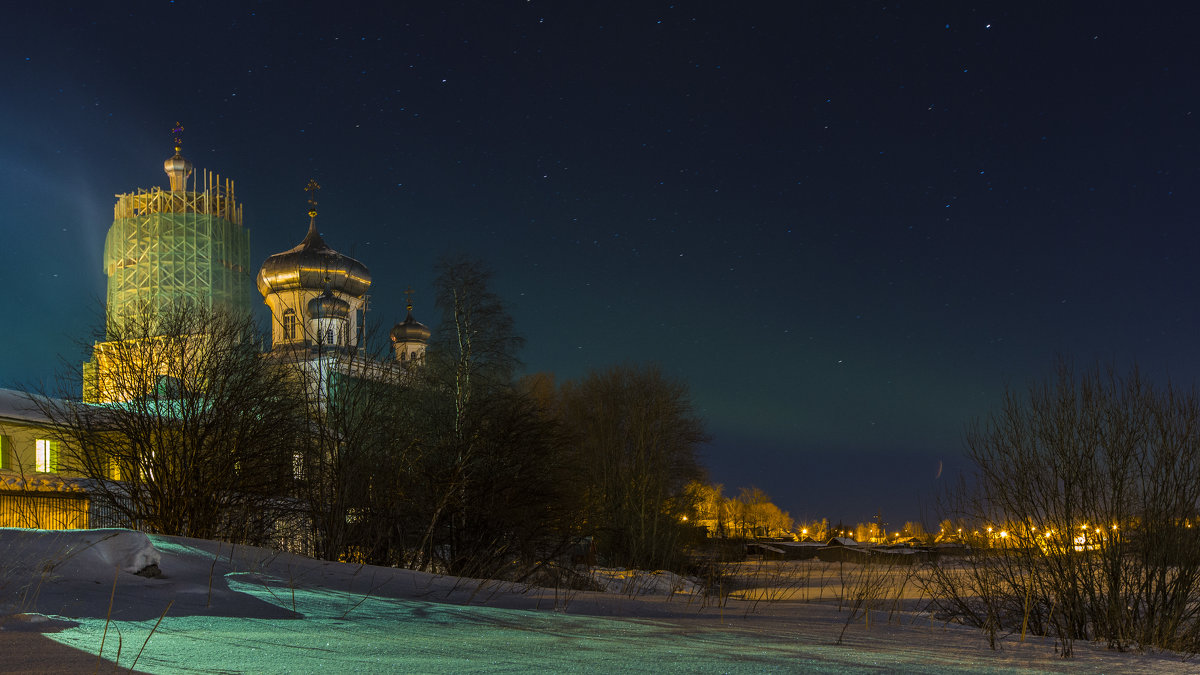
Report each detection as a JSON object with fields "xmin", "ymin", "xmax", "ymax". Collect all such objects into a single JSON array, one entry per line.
[{"xmin": 0, "ymin": 529, "xmax": 1192, "ymax": 673}]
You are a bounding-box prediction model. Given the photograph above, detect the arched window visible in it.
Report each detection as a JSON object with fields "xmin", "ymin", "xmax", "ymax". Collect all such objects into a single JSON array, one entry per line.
[{"xmin": 282, "ymin": 309, "xmax": 297, "ymax": 340}]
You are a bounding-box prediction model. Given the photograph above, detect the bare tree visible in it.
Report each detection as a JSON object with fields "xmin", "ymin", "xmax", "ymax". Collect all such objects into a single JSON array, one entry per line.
[
  {"xmin": 928, "ymin": 360, "xmax": 1200, "ymax": 654},
  {"xmin": 559, "ymin": 364, "xmax": 708, "ymax": 569},
  {"xmin": 397, "ymin": 257, "xmax": 578, "ymax": 577},
  {"xmin": 900, "ymin": 520, "xmax": 928, "ymax": 542},
  {"xmin": 729, "ymin": 486, "xmax": 794, "ymax": 539},
  {"xmin": 36, "ymin": 303, "xmax": 301, "ymax": 544},
  {"xmin": 685, "ymin": 481, "xmax": 729, "ymax": 538},
  {"xmin": 797, "ymin": 518, "xmax": 829, "ymax": 541},
  {"xmin": 280, "ymin": 333, "xmax": 422, "ymax": 563},
  {"xmin": 428, "ymin": 256, "xmax": 523, "ymax": 435}
]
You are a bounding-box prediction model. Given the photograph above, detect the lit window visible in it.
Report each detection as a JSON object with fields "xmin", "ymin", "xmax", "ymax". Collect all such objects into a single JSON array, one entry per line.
[
  {"xmin": 283, "ymin": 309, "xmax": 297, "ymax": 340},
  {"xmin": 35, "ymin": 439, "xmax": 59, "ymax": 473}
]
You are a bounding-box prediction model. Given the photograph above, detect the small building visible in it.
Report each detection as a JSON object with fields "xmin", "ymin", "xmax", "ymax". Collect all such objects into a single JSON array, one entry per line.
[
  {"xmin": 817, "ymin": 537, "xmax": 870, "ymax": 563},
  {"xmin": 0, "ymin": 389, "xmax": 93, "ymax": 529},
  {"xmin": 0, "ymin": 389, "xmax": 67, "ymax": 476}
]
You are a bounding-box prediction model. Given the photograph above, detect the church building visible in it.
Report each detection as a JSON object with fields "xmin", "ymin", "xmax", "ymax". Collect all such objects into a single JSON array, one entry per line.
[
  {"xmin": 85, "ymin": 129, "xmax": 429, "ymax": 404},
  {"xmin": 0, "ymin": 129, "xmax": 434, "ymax": 533}
]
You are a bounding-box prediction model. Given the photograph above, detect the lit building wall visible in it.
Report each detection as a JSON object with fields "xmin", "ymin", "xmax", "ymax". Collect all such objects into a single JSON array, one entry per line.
[
  {"xmin": 262, "ymin": 286, "xmax": 365, "ymax": 349},
  {"xmin": 0, "ymin": 391, "xmax": 116, "ymax": 530},
  {"xmin": 0, "ymin": 415, "xmax": 67, "ymax": 475}
]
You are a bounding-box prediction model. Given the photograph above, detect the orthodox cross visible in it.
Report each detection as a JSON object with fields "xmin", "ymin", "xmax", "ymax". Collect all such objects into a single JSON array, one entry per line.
[
  {"xmin": 171, "ymin": 121, "xmax": 185, "ymax": 154},
  {"xmin": 305, "ymin": 179, "xmax": 321, "ymax": 217}
]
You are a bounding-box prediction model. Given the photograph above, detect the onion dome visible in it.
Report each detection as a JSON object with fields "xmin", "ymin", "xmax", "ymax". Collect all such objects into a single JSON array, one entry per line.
[
  {"xmin": 257, "ymin": 217, "xmax": 372, "ymax": 299},
  {"xmin": 163, "ymin": 153, "xmax": 193, "ymax": 193},
  {"xmin": 164, "ymin": 122, "xmax": 193, "ymax": 191},
  {"xmin": 307, "ymin": 286, "xmax": 350, "ymax": 320},
  {"xmin": 390, "ymin": 307, "xmax": 431, "ymax": 344},
  {"xmin": 163, "ymin": 152, "xmax": 193, "ymax": 191}
]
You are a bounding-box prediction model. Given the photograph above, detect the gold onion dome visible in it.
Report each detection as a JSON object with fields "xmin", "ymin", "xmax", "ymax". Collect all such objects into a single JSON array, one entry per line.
[
  {"xmin": 164, "ymin": 122, "xmax": 193, "ymax": 191},
  {"xmin": 390, "ymin": 308, "xmax": 431, "ymax": 343},
  {"xmin": 308, "ymin": 286, "xmax": 350, "ymax": 319},
  {"xmin": 163, "ymin": 149, "xmax": 193, "ymax": 191},
  {"xmin": 257, "ymin": 218, "xmax": 372, "ymax": 299}
]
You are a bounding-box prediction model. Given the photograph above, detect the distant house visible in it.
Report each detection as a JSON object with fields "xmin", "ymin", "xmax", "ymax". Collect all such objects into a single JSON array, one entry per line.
[
  {"xmin": 746, "ymin": 542, "xmax": 787, "ymax": 560},
  {"xmin": 773, "ymin": 541, "xmax": 824, "ymax": 560},
  {"xmin": 817, "ymin": 537, "xmax": 870, "ymax": 563}
]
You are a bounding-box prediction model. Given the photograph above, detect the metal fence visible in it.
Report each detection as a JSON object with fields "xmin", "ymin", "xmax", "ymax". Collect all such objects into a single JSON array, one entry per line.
[{"xmin": 0, "ymin": 492, "xmax": 90, "ymax": 529}]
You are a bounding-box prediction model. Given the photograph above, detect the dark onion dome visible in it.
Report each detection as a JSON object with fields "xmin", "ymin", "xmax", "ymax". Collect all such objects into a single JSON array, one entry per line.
[
  {"xmin": 307, "ymin": 287, "xmax": 350, "ymax": 320},
  {"xmin": 390, "ymin": 309, "xmax": 431, "ymax": 343},
  {"xmin": 257, "ymin": 218, "xmax": 371, "ymax": 298}
]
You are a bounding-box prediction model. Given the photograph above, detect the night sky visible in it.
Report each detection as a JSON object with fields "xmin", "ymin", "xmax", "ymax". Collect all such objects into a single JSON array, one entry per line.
[{"xmin": 3, "ymin": 2, "xmax": 1198, "ymax": 527}]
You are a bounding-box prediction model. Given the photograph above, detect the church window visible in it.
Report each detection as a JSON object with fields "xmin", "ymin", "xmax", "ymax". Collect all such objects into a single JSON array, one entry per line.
[
  {"xmin": 283, "ymin": 309, "xmax": 297, "ymax": 340},
  {"xmin": 35, "ymin": 439, "xmax": 59, "ymax": 473},
  {"xmin": 327, "ymin": 328, "xmax": 335, "ymax": 345}
]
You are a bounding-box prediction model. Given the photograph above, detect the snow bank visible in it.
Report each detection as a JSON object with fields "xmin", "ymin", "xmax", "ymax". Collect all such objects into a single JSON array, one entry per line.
[
  {"xmin": 0, "ymin": 528, "xmax": 161, "ymax": 586},
  {"xmin": 61, "ymin": 529, "xmax": 161, "ymax": 575},
  {"xmin": 39, "ymin": 528, "xmax": 161, "ymax": 576},
  {"xmin": 0, "ymin": 529, "xmax": 1191, "ymax": 673}
]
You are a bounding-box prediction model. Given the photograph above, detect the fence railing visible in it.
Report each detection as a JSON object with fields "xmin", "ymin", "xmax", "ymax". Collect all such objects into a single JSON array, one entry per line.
[{"xmin": 0, "ymin": 492, "xmax": 90, "ymax": 529}]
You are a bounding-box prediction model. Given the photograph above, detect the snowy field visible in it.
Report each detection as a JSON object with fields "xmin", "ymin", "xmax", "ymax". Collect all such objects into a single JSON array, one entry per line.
[{"xmin": 0, "ymin": 529, "xmax": 1192, "ymax": 674}]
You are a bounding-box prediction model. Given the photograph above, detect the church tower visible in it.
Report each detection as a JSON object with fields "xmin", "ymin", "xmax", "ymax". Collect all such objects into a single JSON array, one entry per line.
[
  {"xmin": 257, "ymin": 181, "xmax": 371, "ymax": 352},
  {"xmin": 84, "ymin": 124, "xmax": 252, "ymax": 402},
  {"xmin": 102, "ymin": 123, "xmax": 251, "ymax": 332},
  {"xmin": 390, "ymin": 291, "xmax": 431, "ymax": 367}
]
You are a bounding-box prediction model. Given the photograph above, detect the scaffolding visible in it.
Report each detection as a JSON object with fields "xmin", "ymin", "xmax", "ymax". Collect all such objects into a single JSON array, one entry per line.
[{"xmin": 103, "ymin": 169, "xmax": 251, "ymax": 337}]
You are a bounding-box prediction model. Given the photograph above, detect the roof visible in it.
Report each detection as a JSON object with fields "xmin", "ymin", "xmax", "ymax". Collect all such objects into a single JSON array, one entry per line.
[
  {"xmin": 0, "ymin": 471, "xmax": 89, "ymax": 494},
  {"xmin": 825, "ymin": 536, "xmax": 858, "ymax": 547},
  {"xmin": 390, "ymin": 310, "xmax": 431, "ymax": 342},
  {"xmin": 0, "ymin": 388, "xmax": 112, "ymax": 429},
  {"xmin": 0, "ymin": 388, "xmax": 55, "ymax": 426},
  {"xmin": 257, "ymin": 218, "xmax": 371, "ymax": 299}
]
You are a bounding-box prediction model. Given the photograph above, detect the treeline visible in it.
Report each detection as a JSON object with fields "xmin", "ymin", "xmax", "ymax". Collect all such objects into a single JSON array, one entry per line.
[
  {"xmin": 687, "ymin": 483, "xmax": 795, "ymax": 539},
  {"xmin": 792, "ymin": 519, "xmax": 933, "ymax": 544},
  {"xmin": 35, "ymin": 258, "xmax": 708, "ymax": 578}
]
